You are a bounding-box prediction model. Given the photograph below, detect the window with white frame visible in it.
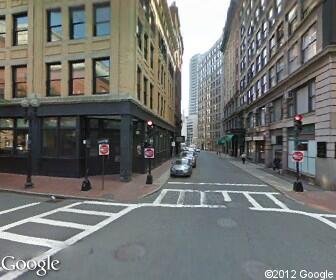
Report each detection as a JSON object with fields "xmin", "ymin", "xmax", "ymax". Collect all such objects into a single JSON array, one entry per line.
[
  {"xmin": 269, "ymin": 65, "xmax": 276, "ymax": 88},
  {"xmin": 268, "ymin": 8, "xmax": 275, "ymax": 27},
  {"xmin": 276, "ymin": 56, "xmax": 285, "ymax": 82},
  {"xmin": 256, "ymin": 29, "xmax": 262, "ymax": 48},
  {"xmin": 276, "ymin": 0, "xmax": 283, "ymax": 14},
  {"xmin": 262, "ymin": 21, "xmax": 268, "ymax": 39},
  {"xmin": 262, "ymin": 74, "xmax": 268, "ymax": 93},
  {"xmin": 302, "ymin": 24, "xmax": 317, "ymax": 63},
  {"xmin": 277, "ymin": 22, "xmax": 284, "ymax": 48},
  {"xmin": 262, "ymin": 47, "xmax": 267, "ymax": 66},
  {"xmin": 269, "ymin": 34, "xmax": 276, "ymax": 57},
  {"xmin": 288, "ymin": 42, "xmax": 299, "ymax": 73},
  {"xmin": 287, "ymin": 5, "xmax": 298, "ymax": 36}
]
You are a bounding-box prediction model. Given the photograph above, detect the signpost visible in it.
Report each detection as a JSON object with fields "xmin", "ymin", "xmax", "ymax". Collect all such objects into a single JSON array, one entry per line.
[
  {"xmin": 144, "ymin": 148, "xmax": 155, "ymax": 159},
  {"xmin": 293, "ymin": 115, "xmax": 304, "ymax": 192},
  {"xmin": 98, "ymin": 139, "xmax": 109, "ymax": 190},
  {"xmin": 81, "ymin": 139, "xmax": 92, "ymax": 191},
  {"xmin": 145, "ymin": 147, "xmax": 155, "ymax": 184}
]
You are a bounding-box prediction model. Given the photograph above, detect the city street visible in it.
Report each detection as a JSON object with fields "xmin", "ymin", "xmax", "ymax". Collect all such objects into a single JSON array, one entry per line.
[{"xmin": 0, "ymin": 152, "xmax": 336, "ymax": 280}]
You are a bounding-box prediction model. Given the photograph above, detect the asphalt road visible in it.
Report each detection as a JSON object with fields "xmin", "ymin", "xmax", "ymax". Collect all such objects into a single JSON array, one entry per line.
[{"xmin": 0, "ymin": 152, "xmax": 336, "ymax": 280}]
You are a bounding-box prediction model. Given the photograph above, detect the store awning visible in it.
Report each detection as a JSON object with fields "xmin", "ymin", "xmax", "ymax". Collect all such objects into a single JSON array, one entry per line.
[
  {"xmin": 225, "ymin": 134, "xmax": 235, "ymax": 142},
  {"xmin": 217, "ymin": 137, "xmax": 226, "ymax": 145}
]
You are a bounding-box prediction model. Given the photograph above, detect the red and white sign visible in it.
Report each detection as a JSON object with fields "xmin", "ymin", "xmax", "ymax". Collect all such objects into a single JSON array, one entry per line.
[
  {"xmin": 144, "ymin": 148, "xmax": 155, "ymax": 159},
  {"xmin": 292, "ymin": 151, "xmax": 304, "ymax": 162},
  {"xmin": 99, "ymin": 144, "xmax": 110, "ymax": 156}
]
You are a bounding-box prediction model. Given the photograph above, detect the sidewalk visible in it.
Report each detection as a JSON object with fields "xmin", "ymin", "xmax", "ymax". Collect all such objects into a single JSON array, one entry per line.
[
  {"xmin": 0, "ymin": 160, "xmax": 171, "ymax": 203},
  {"xmin": 219, "ymin": 154, "xmax": 336, "ymax": 213}
]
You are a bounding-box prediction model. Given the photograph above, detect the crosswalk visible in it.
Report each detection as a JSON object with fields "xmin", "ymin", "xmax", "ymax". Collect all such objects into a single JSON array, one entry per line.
[
  {"xmin": 0, "ymin": 201, "xmax": 137, "ymax": 280},
  {"xmin": 152, "ymin": 188, "xmax": 289, "ymax": 210}
]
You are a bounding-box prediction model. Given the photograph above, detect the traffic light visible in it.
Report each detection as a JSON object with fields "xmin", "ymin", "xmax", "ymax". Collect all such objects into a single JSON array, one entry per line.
[
  {"xmin": 146, "ymin": 120, "xmax": 154, "ymax": 134},
  {"xmin": 294, "ymin": 114, "xmax": 303, "ymax": 133}
]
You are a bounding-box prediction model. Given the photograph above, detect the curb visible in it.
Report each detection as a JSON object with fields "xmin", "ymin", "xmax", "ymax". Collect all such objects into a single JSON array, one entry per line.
[
  {"xmin": 137, "ymin": 168, "xmax": 171, "ymax": 200},
  {"xmin": 0, "ymin": 187, "xmax": 117, "ymax": 202}
]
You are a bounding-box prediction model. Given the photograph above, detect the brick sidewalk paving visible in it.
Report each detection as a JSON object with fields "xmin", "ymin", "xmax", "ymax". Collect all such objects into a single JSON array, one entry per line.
[{"xmin": 0, "ymin": 160, "xmax": 171, "ymax": 203}]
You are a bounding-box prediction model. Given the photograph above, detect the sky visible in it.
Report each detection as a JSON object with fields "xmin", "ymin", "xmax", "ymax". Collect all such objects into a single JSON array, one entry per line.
[{"xmin": 168, "ymin": 0, "xmax": 230, "ymax": 116}]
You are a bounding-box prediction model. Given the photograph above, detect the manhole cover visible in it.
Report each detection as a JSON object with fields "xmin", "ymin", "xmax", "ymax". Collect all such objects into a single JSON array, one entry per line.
[{"xmin": 114, "ymin": 243, "xmax": 146, "ymax": 262}]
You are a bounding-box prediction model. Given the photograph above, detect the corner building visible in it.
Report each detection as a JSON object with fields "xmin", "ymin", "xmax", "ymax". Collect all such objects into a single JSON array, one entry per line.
[
  {"xmin": 0, "ymin": 0, "xmax": 183, "ymax": 181},
  {"xmin": 221, "ymin": 0, "xmax": 336, "ymax": 189}
]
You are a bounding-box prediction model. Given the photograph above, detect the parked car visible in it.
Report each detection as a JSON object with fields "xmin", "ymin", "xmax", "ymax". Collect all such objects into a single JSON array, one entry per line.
[
  {"xmin": 196, "ymin": 148, "xmax": 201, "ymax": 153},
  {"xmin": 170, "ymin": 158, "xmax": 192, "ymax": 177},
  {"xmin": 180, "ymin": 151, "xmax": 197, "ymax": 168}
]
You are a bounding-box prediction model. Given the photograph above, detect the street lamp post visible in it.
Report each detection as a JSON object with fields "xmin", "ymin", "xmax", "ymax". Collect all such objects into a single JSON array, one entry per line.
[{"xmin": 20, "ymin": 96, "xmax": 40, "ymax": 189}]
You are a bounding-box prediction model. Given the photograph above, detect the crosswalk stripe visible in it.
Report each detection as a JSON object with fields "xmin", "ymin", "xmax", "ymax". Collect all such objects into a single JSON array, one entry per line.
[
  {"xmin": 83, "ymin": 201, "xmax": 133, "ymax": 207},
  {"xmin": 60, "ymin": 208, "xmax": 115, "ymax": 217},
  {"xmin": 32, "ymin": 217, "xmax": 92, "ymax": 230},
  {"xmin": 167, "ymin": 182, "xmax": 268, "ymax": 187},
  {"xmin": 0, "ymin": 202, "xmax": 40, "ymax": 216},
  {"xmin": 153, "ymin": 189, "xmax": 168, "ymax": 205},
  {"xmin": 242, "ymin": 193, "xmax": 263, "ymax": 209},
  {"xmin": 221, "ymin": 191, "xmax": 232, "ymax": 202},
  {"xmin": 177, "ymin": 191, "xmax": 185, "ymax": 205},
  {"xmin": 264, "ymin": 193, "xmax": 289, "ymax": 210},
  {"xmin": 0, "ymin": 231, "xmax": 64, "ymax": 249},
  {"xmin": 200, "ymin": 191, "xmax": 206, "ymax": 205}
]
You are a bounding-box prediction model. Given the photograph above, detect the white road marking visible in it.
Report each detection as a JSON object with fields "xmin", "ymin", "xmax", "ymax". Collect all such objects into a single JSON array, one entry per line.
[
  {"xmin": 139, "ymin": 203, "xmax": 227, "ymax": 209},
  {"xmin": 153, "ymin": 189, "xmax": 168, "ymax": 205},
  {"xmin": 0, "ymin": 205, "xmax": 138, "ymax": 280},
  {"xmin": 264, "ymin": 193, "xmax": 289, "ymax": 210},
  {"xmin": 200, "ymin": 191, "xmax": 206, "ymax": 205},
  {"xmin": 0, "ymin": 202, "xmax": 40, "ymax": 216},
  {"xmin": 60, "ymin": 208, "xmax": 115, "ymax": 217},
  {"xmin": 177, "ymin": 191, "xmax": 185, "ymax": 205},
  {"xmin": 242, "ymin": 193, "xmax": 263, "ymax": 209},
  {"xmin": 32, "ymin": 217, "xmax": 92, "ymax": 230},
  {"xmin": 222, "ymin": 191, "xmax": 232, "ymax": 202},
  {"xmin": 0, "ymin": 231, "xmax": 64, "ymax": 248},
  {"xmin": 168, "ymin": 182, "xmax": 268, "ymax": 187},
  {"xmin": 83, "ymin": 201, "xmax": 133, "ymax": 207}
]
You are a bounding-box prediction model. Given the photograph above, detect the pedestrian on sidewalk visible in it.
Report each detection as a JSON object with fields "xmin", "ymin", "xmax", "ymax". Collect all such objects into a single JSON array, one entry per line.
[{"xmin": 241, "ymin": 153, "xmax": 246, "ymax": 164}]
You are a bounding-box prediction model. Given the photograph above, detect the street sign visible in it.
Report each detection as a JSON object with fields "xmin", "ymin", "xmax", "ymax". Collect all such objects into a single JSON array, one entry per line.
[
  {"xmin": 292, "ymin": 151, "xmax": 304, "ymax": 162},
  {"xmin": 144, "ymin": 148, "xmax": 155, "ymax": 159},
  {"xmin": 99, "ymin": 144, "xmax": 110, "ymax": 156},
  {"xmin": 171, "ymin": 141, "xmax": 176, "ymax": 147}
]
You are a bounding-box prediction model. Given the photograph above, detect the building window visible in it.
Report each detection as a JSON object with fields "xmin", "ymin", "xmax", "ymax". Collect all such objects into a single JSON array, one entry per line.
[
  {"xmin": 262, "ymin": 47, "xmax": 267, "ymax": 66},
  {"xmin": 93, "ymin": 58, "xmax": 110, "ymax": 94},
  {"xmin": 261, "ymin": 74, "xmax": 268, "ymax": 93},
  {"xmin": 269, "ymin": 35, "xmax": 276, "ymax": 57},
  {"xmin": 150, "ymin": 44, "xmax": 154, "ymax": 68},
  {"xmin": 287, "ymin": 94, "xmax": 294, "ymax": 118},
  {"xmin": 287, "ymin": 5, "xmax": 298, "ymax": 36},
  {"xmin": 268, "ymin": 8, "xmax": 275, "ymax": 27},
  {"xmin": 47, "ymin": 63, "xmax": 62, "ymax": 96},
  {"xmin": 13, "ymin": 13, "xmax": 28, "ymax": 46},
  {"xmin": 47, "ymin": 9, "xmax": 62, "ymax": 42},
  {"xmin": 42, "ymin": 117, "xmax": 77, "ymax": 157},
  {"xmin": 302, "ymin": 0, "xmax": 315, "ymax": 18},
  {"xmin": 0, "ymin": 118, "xmax": 28, "ymax": 155},
  {"xmin": 288, "ymin": 42, "xmax": 299, "ymax": 73},
  {"xmin": 308, "ymin": 81, "xmax": 316, "ymax": 112},
  {"xmin": 12, "ymin": 65, "xmax": 27, "ymax": 98},
  {"xmin": 144, "ymin": 33, "xmax": 148, "ymax": 60},
  {"xmin": 277, "ymin": 23, "xmax": 284, "ymax": 48},
  {"xmin": 247, "ymin": 112, "xmax": 254, "ymax": 128},
  {"xmin": 262, "ymin": 21, "xmax": 268, "ymax": 39},
  {"xmin": 137, "ymin": 66, "xmax": 141, "ymax": 100},
  {"xmin": 0, "ymin": 16, "xmax": 6, "ymax": 48},
  {"xmin": 150, "ymin": 83, "xmax": 153, "ymax": 109},
  {"xmin": 295, "ymin": 82, "xmax": 316, "ymax": 114},
  {"xmin": 69, "ymin": 60, "xmax": 85, "ymax": 95},
  {"xmin": 276, "ymin": 0, "xmax": 283, "ymax": 14},
  {"xmin": 302, "ymin": 24, "xmax": 317, "ymax": 63},
  {"xmin": 256, "ymin": 30, "xmax": 262, "ymax": 48},
  {"xmin": 269, "ymin": 65, "xmax": 276, "ymax": 88},
  {"xmin": 93, "ymin": 3, "xmax": 110, "ymax": 37},
  {"xmin": 143, "ymin": 77, "xmax": 148, "ymax": 106},
  {"xmin": 272, "ymin": 98, "xmax": 283, "ymax": 122},
  {"xmin": 0, "ymin": 67, "xmax": 4, "ymax": 99},
  {"xmin": 276, "ymin": 56, "xmax": 285, "ymax": 82},
  {"xmin": 70, "ymin": 6, "xmax": 85, "ymax": 40},
  {"xmin": 136, "ymin": 18, "xmax": 142, "ymax": 50},
  {"xmin": 261, "ymin": 0, "xmax": 266, "ymax": 11},
  {"xmin": 256, "ymin": 80, "xmax": 261, "ymax": 98},
  {"xmin": 255, "ymin": 7, "xmax": 260, "ymax": 22},
  {"xmin": 256, "ymin": 55, "xmax": 262, "ymax": 72}
]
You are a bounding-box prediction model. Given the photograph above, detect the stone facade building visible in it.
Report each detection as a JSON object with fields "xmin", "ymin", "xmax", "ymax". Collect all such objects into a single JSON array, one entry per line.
[
  {"xmin": 221, "ymin": 0, "xmax": 336, "ymax": 190},
  {"xmin": 0, "ymin": 0, "xmax": 183, "ymax": 180},
  {"xmin": 198, "ymin": 37, "xmax": 224, "ymax": 151}
]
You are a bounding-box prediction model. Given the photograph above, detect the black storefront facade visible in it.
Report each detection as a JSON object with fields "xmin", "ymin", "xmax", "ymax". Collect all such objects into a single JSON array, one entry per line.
[{"xmin": 0, "ymin": 100, "xmax": 175, "ymax": 181}]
